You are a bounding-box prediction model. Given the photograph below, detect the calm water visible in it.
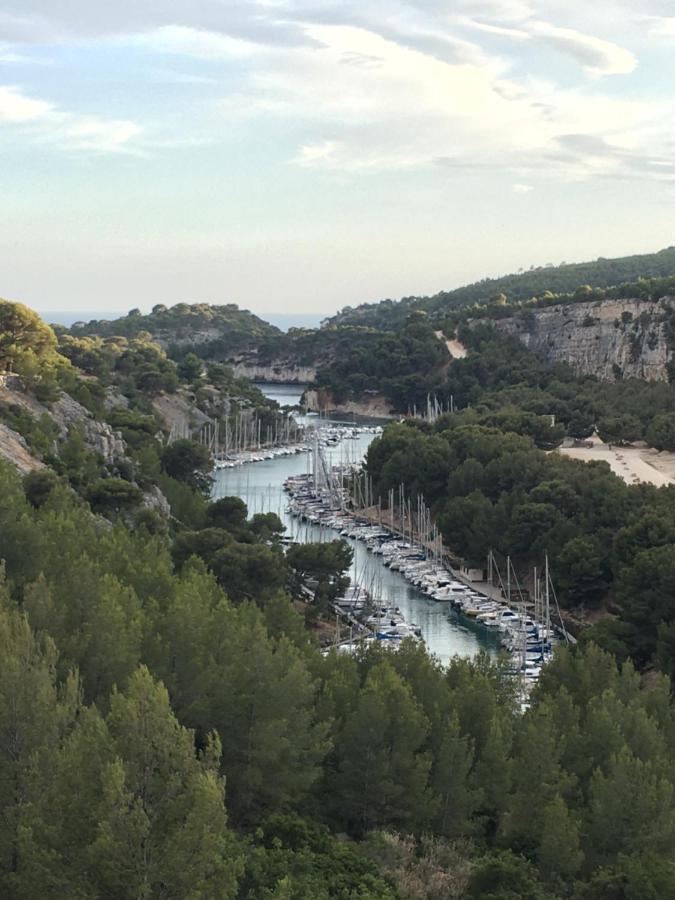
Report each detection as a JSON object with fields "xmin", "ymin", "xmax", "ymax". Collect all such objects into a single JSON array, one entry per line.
[
  {"xmin": 258, "ymin": 382, "xmax": 307, "ymax": 407},
  {"xmin": 213, "ymin": 384, "xmax": 497, "ymax": 665}
]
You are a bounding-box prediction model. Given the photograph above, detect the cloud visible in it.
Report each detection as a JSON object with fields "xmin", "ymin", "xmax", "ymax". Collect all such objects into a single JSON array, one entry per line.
[
  {"xmin": 0, "ymin": 0, "xmax": 671, "ymax": 179},
  {"xmin": 135, "ymin": 25, "xmax": 260, "ymax": 61},
  {"xmin": 0, "ymin": 83, "xmax": 139, "ymax": 152},
  {"xmin": 63, "ymin": 117, "xmax": 140, "ymax": 151},
  {"xmin": 649, "ymin": 17, "xmax": 675, "ymax": 37},
  {"xmin": 0, "ymin": 84, "xmax": 51, "ymax": 121},
  {"xmin": 233, "ymin": 23, "xmax": 657, "ymax": 180},
  {"xmin": 512, "ymin": 183, "xmax": 533, "ymax": 193},
  {"xmin": 528, "ymin": 21, "xmax": 637, "ymax": 75}
]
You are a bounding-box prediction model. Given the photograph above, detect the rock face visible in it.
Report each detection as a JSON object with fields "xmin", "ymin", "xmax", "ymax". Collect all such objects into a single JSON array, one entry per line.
[
  {"xmin": 52, "ymin": 395, "xmax": 127, "ymax": 464},
  {"xmin": 0, "ymin": 377, "xmax": 127, "ymax": 466},
  {"xmin": 230, "ymin": 362, "xmax": 317, "ymax": 384},
  {"xmin": 303, "ymin": 388, "xmax": 395, "ymax": 419},
  {"xmin": 142, "ymin": 484, "xmax": 172, "ymax": 517},
  {"xmin": 152, "ymin": 391, "xmax": 212, "ymax": 439},
  {"xmin": 489, "ymin": 297, "xmax": 673, "ymax": 381},
  {"xmin": 0, "ymin": 424, "xmax": 44, "ymax": 473}
]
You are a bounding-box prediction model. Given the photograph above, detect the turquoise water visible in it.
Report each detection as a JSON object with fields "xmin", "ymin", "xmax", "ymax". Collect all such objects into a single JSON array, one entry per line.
[{"xmin": 213, "ymin": 387, "xmax": 497, "ymax": 665}]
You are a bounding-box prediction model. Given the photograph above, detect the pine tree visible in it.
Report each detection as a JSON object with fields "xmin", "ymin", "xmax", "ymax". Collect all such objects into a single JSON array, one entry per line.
[
  {"xmin": 95, "ymin": 666, "xmax": 241, "ymax": 899},
  {"xmin": 432, "ymin": 713, "xmax": 481, "ymax": 837},
  {"xmin": 587, "ymin": 745, "xmax": 675, "ymax": 867},
  {"xmin": 537, "ymin": 794, "xmax": 583, "ymax": 881},
  {"xmin": 0, "ymin": 590, "xmax": 79, "ymax": 896},
  {"xmin": 332, "ymin": 659, "xmax": 431, "ymax": 834},
  {"xmin": 212, "ymin": 605, "xmax": 329, "ymax": 823}
]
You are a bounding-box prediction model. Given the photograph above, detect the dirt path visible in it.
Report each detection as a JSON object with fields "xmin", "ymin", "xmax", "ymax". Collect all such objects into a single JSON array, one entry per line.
[{"xmin": 434, "ymin": 330, "xmax": 467, "ymax": 359}]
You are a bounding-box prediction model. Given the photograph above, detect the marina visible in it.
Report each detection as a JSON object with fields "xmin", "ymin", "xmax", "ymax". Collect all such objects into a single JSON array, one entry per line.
[
  {"xmin": 213, "ymin": 384, "xmax": 565, "ymax": 683},
  {"xmin": 213, "ymin": 389, "xmax": 498, "ymax": 665}
]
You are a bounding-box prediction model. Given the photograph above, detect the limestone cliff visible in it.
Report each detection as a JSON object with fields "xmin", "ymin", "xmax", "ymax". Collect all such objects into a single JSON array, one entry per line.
[
  {"xmin": 0, "ymin": 376, "xmax": 127, "ymax": 466},
  {"xmin": 486, "ymin": 297, "xmax": 674, "ymax": 381},
  {"xmin": 0, "ymin": 424, "xmax": 44, "ymax": 473},
  {"xmin": 303, "ymin": 388, "xmax": 395, "ymax": 419},
  {"xmin": 231, "ymin": 361, "xmax": 317, "ymax": 384}
]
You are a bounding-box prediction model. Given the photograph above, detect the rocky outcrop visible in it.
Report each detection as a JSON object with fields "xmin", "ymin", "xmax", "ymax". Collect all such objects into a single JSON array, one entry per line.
[
  {"xmin": 230, "ymin": 362, "xmax": 317, "ymax": 384},
  {"xmin": 486, "ymin": 297, "xmax": 673, "ymax": 381},
  {"xmin": 0, "ymin": 424, "xmax": 44, "ymax": 473},
  {"xmin": 51, "ymin": 394, "xmax": 127, "ymax": 464},
  {"xmin": 0, "ymin": 378, "xmax": 127, "ymax": 465},
  {"xmin": 303, "ymin": 388, "xmax": 395, "ymax": 419},
  {"xmin": 142, "ymin": 484, "xmax": 172, "ymax": 517},
  {"xmin": 152, "ymin": 391, "xmax": 212, "ymax": 439}
]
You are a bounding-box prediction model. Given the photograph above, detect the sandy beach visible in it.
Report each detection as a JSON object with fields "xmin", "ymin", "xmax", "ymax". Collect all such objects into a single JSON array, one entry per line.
[{"xmin": 558, "ymin": 436, "xmax": 675, "ymax": 488}]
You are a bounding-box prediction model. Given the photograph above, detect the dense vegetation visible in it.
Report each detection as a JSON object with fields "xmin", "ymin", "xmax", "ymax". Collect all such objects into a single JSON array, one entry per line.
[
  {"xmin": 326, "ymin": 246, "xmax": 675, "ymax": 329},
  {"xmin": 6, "ymin": 290, "xmax": 675, "ymax": 895},
  {"xmin": 313, "ymin": 314, "xmax": 447, "ymax": 411},
  {"xmin": 2, "ymin": 459, "xmax": 675, "ymax": 897},
  {"xmin": 0, "ymin": 300, "xmax": 293, "ymax": 535},
  {"xmin": 64, "ymin": 302, "xmax": 280, "ymax": 362}
]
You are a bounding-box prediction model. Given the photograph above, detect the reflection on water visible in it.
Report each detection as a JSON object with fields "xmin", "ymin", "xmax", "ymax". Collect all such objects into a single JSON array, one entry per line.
[{"xmin": 213, "ymin": 387, "xmax": 497, "ymax": 665}]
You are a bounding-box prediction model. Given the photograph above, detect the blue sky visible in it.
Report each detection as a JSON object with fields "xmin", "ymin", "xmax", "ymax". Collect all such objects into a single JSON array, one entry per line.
[{"xmin": 0, "ymin": 1, "xmax": 674, "ymax": 320}]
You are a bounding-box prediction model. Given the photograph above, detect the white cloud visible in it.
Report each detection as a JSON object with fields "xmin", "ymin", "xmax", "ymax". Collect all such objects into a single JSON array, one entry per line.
[
  {"xmin": 0, "ymin": 1, "xmax": 671, "ymax": 178},
  {"xmin": 513, "ymin": 183, "xmax": 533, "ymax": 193},
  {"xmin": 64, "ymin": 117, "xmax": 140, "ymax": 151},
  {"xmin": 0, "ymin": 83, "xmax": 139, "ymax": 152},
  {"xmin": 236, "ymin": 24, "xmax": 658, "ymax": 179},
  {"xmin": 649, "ymin": 17, "xmax": 675, "ymax": 37},
  {"xmin": 0, "ymin": 84, "xmax": 51, "ymax": 121}
]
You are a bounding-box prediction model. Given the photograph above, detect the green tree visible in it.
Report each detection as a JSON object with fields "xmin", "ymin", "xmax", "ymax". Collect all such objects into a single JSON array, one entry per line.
[
  {"xmin": 332, "ymin": 659, "xmax": 431, "ymax": 834},
  {"xmin": 94, "ymin": 666, "xmax": 241, "ymax": 899},
  {"xmin": 587, "ymin": 746, "xmax": 675, "ymax": 867},
  {"xmin": 206, "ymin": 496, "xmax": 248, "ymax": 532},
  {"xmin": 466, "ymin": 851, "xmax": 546, "ymax": 900},
  {"xmin": 567, "ymin": 409, "xmax": 595, "ymax": 440},
  {"xmin": 85, "ymin": 477, "xmax": 143, "ymax": 516},
  {"xmin": 432, "ymin": 713, "xmax": 480, "ymax": 837},
  {"xmin": 161, "ymin": 439, "xmax": 212, "ymax": 493},
  {"xmin": 646, "ymin": 412, "xmax": 675, "ymax": 451},
  {"xmin": 537, "ymin": 794, "xmax": 583, "ymax": 881},
  {"xmin": 597, "ymin": 414, "xmax": 642, "ymax": 445},
  {"xmin": 0, "ymin": 301, "xmax": 57, "ymax": 372},
  {"xmin": 616, "ymin": 543, "xmax": 675, "ymax": 666},
  {"xmin": 556, "ymin": 536, "xmax": 610, "ymax": 607},
  {"xmin": 177, "ymin": 353, "xmax": 203, "ymax": 382},
  {"xmin": 0, "ymin": 592, "xmax": 79, "ymax": 893},
  {"xmin": 211, "ymin": 543, "xmax": 286, "ymax": 603}
]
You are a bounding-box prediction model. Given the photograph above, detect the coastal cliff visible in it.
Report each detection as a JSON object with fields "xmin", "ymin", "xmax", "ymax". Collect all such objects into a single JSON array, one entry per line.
[
  {"xmin": 488, "ymin": 296, "xmax": 674, "ymax": 381},
  {"xmin": 302, "ymin": 388, "xmax": 395, "ymax": 419},
  {"xmin": 230, "ymin": 361, "xmax": 317, "ymax": 384}
]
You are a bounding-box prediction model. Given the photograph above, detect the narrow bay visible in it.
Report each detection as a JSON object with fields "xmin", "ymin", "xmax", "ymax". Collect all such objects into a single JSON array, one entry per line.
[{"xmin": 212, "ymin": 383, "xmax": 498, "ymax": 665}]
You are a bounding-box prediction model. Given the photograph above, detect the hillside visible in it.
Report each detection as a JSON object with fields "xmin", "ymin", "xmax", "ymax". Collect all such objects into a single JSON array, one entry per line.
[
  {"xmin": 0, "ymin": 298, "xmax": 291, "ymax": 516},
  {"xmin": 67, "ymin": 302, "xmax": 281, "ymax": 361},
  {"xmin": 326, "ymin": 246, "xmax": 675, "ymax": 329}
]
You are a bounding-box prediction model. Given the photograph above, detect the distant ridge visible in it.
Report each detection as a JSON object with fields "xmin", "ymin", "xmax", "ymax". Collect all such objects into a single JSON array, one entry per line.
[
  {"xmin": 66, "ymin": 301, "xmax": 280, "ymax": 361},
  {"xmin": 325, "ymin": 246, "xmax": 675, "ymax": 329}
]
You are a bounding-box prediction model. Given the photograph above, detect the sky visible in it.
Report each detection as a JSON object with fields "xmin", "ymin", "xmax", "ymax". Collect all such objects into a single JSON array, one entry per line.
[{"xmin": 0, "ymin": 1, "xmax": 674, "ymax": 321}]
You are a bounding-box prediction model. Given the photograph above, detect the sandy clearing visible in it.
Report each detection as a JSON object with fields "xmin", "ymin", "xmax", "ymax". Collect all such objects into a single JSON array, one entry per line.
[{"xmin": 558, "ymin": 437, "xmax": 675, "ymax": 488}]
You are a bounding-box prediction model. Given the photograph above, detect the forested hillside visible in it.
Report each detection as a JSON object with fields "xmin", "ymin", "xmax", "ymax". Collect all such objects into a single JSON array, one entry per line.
[
  {"xmin": 66, "ymin": 302, "xmax": 280, "ymax": 361},
  {"xmin": 0, "ymin": 298, "xmax": 286, "ymax": 521},
  {"xmin": 5, "ymin": 296, "xmax": 675, "ymax": 896},
  {"xmin": 2, "ymin": 455, "xmax": 675, "ymax": 897},
  {"xmin": 326, "ymin": 246, "xmax": 675, "ymax": 329}
]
